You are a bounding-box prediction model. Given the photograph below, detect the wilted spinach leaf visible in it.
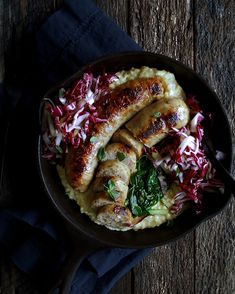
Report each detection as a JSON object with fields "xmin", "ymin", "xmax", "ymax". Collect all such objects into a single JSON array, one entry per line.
[{"xmin": 126, "ymin": 156, "xmax": 163, "ymax": 217}]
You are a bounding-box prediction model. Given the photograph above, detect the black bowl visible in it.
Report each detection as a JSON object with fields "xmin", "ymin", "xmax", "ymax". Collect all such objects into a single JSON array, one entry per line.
[{"xmin": 38, "ymin": 51, "xmax": 233, "ymax": 248}]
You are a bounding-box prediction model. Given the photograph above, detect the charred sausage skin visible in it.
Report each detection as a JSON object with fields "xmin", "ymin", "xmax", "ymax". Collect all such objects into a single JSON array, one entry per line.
[
  {"xmin": 126, "ymin": 98, "xmax": 190, "ymax": 147},
  {"xmin": 65, "ymin": 77, "xmax": 165, "ymax": 192}
]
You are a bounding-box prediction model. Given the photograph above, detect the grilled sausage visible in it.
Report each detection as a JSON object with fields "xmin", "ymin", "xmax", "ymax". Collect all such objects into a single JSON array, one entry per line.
[
  {"xmin": 96, "ymin": 160, "xmax": 130, "ymax": 185},
  {"xmin": 111, "ymin": 129, "xmax": 144, "ymax": 158},
  {"xmin": 91, "ymin": 192, "xmax": 115, "ymax": 208},
  {"xmin": 65, "ymin": 77, "xmax": 164, "ymax": 192},
  {"xmin": 125, "ymin": 98, "xmax": 190, "ymax": 147},
  {"xmin": 96, "ymin": 204, "xmax": 143, "ymax": 230},
  {"xmin": 91, "ymin": 185, "xmax": 128, "ymax": 208},
  {"xmin": 103, "ymin": 143, "xmax": 137, "ymax": 173},
  {"xmin": 93, "ymin": 176, "xmax": 128, "ymax": 193},
  {"xmin": 92, "ymin": 176, "xmax": 128, "ymax": 208}
]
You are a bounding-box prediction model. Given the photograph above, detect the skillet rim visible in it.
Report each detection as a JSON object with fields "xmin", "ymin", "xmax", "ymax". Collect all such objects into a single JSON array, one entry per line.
[{"xmin": 37, "ymin": 51, "xmax": 233, "ymax": 248}]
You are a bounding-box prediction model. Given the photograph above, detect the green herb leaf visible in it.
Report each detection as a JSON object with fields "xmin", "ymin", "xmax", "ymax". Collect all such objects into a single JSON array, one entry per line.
[
  {"xmin": 59, "ymin": 88, "xmax": 66, "ymax": 98},
  {"xmin": 205, "ymin": 170, "xmax": 210, "ymax": 180},
  {"xmin": 126, "ymin": 156, "xmax": 164, "ymax": 217},
  {"xmin": 90, "ymin": 136, "xmax": 98, "ymax": 143},
  {"xmin": 104, "ymin": 179, "xmax": 119, "ymax": 201},
  {"xmin": 97, "ymin": 147, "xmax": 106, "ymax": 161},
  {"xmin": 111, "ymin": 190, "xmax": 119, "ymax": 199},
  {"xmin": 132, "ymin": 205, "xmax": 143, "ymax": 216},
  {"xmin": 117, "ymin": 152, "xmax": 125, "ymax": 161},
  {"xmin": 124, "ymin": 197, "xmax": 129, "ymax": 207},
  {"xmin": 152, "ymin": 111, "xmax": 161, "ymax": 118},
  {"xmin": 108, "ymin": 179, "xmax": 115, "ymax": 189},
  {"xmin": 147, "ymin": 209, "xmax": 168, "ymax": 215},
  {"xmin": 55, "ymin": 145, "xmax": 63, "ymax": 154},
  {"xmin": 151, "ymin": 152, "xmax": 159, "ymax": 160},
  {"xmin": 175, "ymin": 166, "xmax": 180, "ymax": 177},
  {"xmin": 128, "ymin": 193, "xmax": 142, "ymax": 216}
]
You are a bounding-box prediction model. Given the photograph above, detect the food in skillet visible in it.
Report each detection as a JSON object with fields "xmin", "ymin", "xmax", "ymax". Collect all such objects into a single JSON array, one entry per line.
[{"xmin": 42, "ymin": 66, "xmax": 223, "ymax": 231}]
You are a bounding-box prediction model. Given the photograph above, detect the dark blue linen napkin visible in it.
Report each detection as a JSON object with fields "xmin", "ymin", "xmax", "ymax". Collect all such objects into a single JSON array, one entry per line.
[{"xmin": 0, "ymin": 0, "xmax": 151, "ymax": 293}]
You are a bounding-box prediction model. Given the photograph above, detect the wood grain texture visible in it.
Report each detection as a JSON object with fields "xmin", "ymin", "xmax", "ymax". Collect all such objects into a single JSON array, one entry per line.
[
  {"xmin": 0, "ymin": 0, "xmax": 64, "ymax": 81},
  {"xmin": 194, "ymin": 1, "xmax": 235, "ymax": 293},
  {"xmin": 128, "ymin": 1, "xmax": 195, "ymax": 293},
  {"xmin": 95, "ymin": 0, "xmax": 129, "ymax": 32},
  {"xmin": 109, "ymin": 272, "xmax": 132, "ymax": 294},
  {"xmin": 133, "ymin": 233, "xmax": 195, "ymax": 294},
  {"xmin": 129, "ymin": 0, "xmax": 194, "ymax": 67},
  {"xmin": 0, "ymin": 1, "xmax": 4, "ymax": 81}
]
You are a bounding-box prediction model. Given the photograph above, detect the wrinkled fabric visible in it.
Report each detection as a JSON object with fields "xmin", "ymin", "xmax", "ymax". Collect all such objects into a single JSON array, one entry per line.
[
  {"xmin": 0, "ymin": 0, "xmax": 152, "ymax": 293},
  {"xmin": 36, "ymin": 0, "xmax": 140, "ymax": 85}
]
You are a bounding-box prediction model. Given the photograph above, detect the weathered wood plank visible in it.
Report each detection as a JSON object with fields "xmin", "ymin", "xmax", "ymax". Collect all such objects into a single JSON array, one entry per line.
[
  {"xmin": 129, "ymin": 0, "xmax": 194, "ymax": 67},
  {"xmin": 129, "ymin": 1, "xmax": 195, "ymax": 293},
  {"xmin": 0, "ymin": 0, "xmax": 64, "ymax": 81},
  {"xmin": 133, "ymin": 233, "xmax": 195, "ymax": 294},
  {"xmin": 95, "ymin": 0, "xmax": 129, "ymax": 32},
  {"xmin": 0, "ymin": 1, "xmax": 4, "ymax": 81},
  {"xmin": 109, "ymin": 273, "xmax": 132, "ymax": 294},
  {"xmin": 195, "ymin": 1, "xmax": 235, "ymax": 293}
]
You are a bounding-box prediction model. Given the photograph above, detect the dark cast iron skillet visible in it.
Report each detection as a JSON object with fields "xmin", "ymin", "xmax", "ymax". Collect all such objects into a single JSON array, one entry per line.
[{"xmin": 37, "ymin": 52, "xmax": 233, "ymax": 294}]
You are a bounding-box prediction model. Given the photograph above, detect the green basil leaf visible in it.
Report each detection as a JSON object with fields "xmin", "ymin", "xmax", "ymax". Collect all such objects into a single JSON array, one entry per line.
[
  {"xmin": 117, "ymin": 152, "xmax": 125, "ymax": 161},
  {"xmin": 90, "ymin": 136, "xmax": 98, "ymax": 143},
  {"xmin": 152, "ymin": 111, "xmax": 161, "ymax": 118},
  {"xmin": 59, "ymin": 88, "xmax": 66, "ymax": 98},
  {"xmin": 108, "ymin": 179, "xmax": 115, "ymax": 189},
  {"xmin": 104, "ymin": 180, "xmax": 119, "ymax": 201},
  {"xmin": 97, "ymin": 147, "xmax": 106, "ymax": 161},
  {"xmin": 55, "ymin": 145, "xmax": 63, "ymax": 154},
  {"xmin": 110, "ymin": 190, "xmax": 119, "ymax": 200}
]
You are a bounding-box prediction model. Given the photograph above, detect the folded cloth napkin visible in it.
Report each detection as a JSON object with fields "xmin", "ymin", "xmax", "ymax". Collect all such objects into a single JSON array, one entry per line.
[{"xmin": 0, "ymin": 0, "xmax": 152, "ymax": 293}]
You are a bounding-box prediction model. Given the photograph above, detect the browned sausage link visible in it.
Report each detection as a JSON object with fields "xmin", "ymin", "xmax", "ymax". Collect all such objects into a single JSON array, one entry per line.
[
  {"xmin": 91, "ymin": 165, "xmax": 130, "ymax": 209},
  {"xmin": 102, "ymin": 143, "xmax": 137, "ymax": 173},
  {"xmin": 92, "ymin": 144, "xmax": 138, "ymax": 228},
  {"xmin": 65, "ymin": 77, "xmax": 164, "ymax": 192},
  {"xmin": 96, "ymin": 204, "xmax": 144, "ymax": 230},
  {"xmin": 111, "ymin": 129, "xmax": 144, "ymax": 158},
  {"xmin": 126, "ymin": 98, "xmax": 190, "ymax": 148}
]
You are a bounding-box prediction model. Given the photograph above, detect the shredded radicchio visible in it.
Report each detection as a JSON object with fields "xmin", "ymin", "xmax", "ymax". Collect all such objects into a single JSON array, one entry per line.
[
  {"xmin": 146, "ymin": 99, "xmax": 224, "ymax": 215},
  {"xmin": 42, "ymin": 72, "xmax": 117, "ymax": 160}
]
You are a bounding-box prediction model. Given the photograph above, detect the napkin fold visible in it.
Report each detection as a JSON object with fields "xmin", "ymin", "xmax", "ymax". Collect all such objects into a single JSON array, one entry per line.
[
  {"xmin": 0, "ymin": 0, "xmax": 151, "ymax": 293},
  {"xmin": 37, "ymin": 0, "xmax": 140, "ymax": 85}
]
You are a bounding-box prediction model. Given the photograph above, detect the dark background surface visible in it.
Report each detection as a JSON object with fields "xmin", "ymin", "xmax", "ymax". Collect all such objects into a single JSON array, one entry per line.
[{"xmin": 0, "ymin": 0, "xmax": 234, "ymax": 293}]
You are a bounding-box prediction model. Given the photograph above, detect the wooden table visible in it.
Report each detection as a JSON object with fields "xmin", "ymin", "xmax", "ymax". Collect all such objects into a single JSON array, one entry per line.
[{"xmin": 0, "ymin": 1, "xmax": 234, "ymax": 293}]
